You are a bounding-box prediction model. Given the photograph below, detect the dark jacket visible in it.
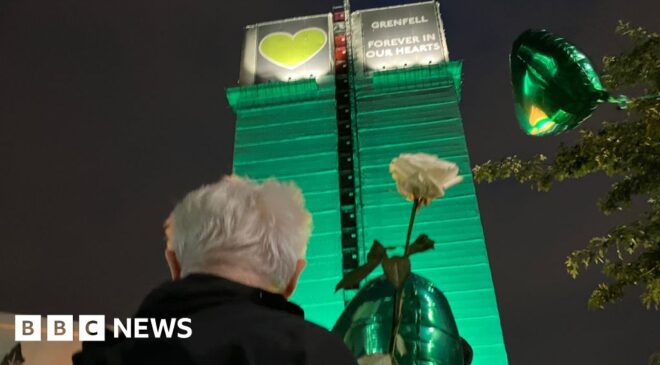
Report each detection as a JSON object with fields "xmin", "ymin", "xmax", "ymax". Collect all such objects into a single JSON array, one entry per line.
[{"xmin": 72, "ymin": 273, "xmax": 357, "ymax": 365}]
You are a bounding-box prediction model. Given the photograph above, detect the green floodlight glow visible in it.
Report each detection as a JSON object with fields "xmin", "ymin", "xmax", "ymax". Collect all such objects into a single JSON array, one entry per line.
[
  {"xmin": 228, "ymin": 78, "xmax": 347, "ymax": 329},
  {"xmin": 351, "ymin": 62, "xmax": 507, "ymax": 364},
  {"xmin": 227, "ymin": 62, "xmax": 508, "ymax": 364}
]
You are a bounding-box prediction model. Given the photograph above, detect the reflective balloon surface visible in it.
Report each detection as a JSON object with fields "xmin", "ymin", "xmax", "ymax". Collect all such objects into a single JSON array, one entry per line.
[
  {"xmin": 332, "ymin": 274, "xmax": 465, "ymax": 365},
  {"xmin": 511, "ymin": 29, "xmax": 609, "ymax": 136}
]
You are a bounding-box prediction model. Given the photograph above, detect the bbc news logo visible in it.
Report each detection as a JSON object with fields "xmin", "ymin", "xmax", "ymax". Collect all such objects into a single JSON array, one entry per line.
[{"xmin": 15, "ymin": 315, "xmax": 192, "ymax": 342}]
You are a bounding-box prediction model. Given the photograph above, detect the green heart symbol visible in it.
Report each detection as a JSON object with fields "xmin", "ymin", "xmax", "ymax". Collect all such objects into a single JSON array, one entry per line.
[{"xmin": 259, "ymin": 28, "xmax": 327, "ymax": 70}]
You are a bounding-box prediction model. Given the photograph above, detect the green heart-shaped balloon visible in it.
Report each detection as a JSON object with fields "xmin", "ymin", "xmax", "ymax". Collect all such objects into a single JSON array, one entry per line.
[
  {"xmin": 511, "ymin": 29, "xmax": 609, "ymax": 136},
  {"xmin": 259, "ymin": 28, "xmax": 327, "ymax": 70}
]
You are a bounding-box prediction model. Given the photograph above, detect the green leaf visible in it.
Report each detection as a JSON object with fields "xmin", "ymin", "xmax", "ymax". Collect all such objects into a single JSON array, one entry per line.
[
  {"xmin": 406, "ymin": 234, "xmax": 435, "ymax": 256},
  {"xmin": 382, "ymin": 256, "xmax": 411, "ymax": 289},
  {"xmin": 367, "ymin": 240, "xmax": 387, "ymax": 262},
  {"xmin": 335, "ymin": 240, "xmax": 388, "ymax": 291},
  {"xmin": 335, "ymin": 261, "xmax": 380, "ymax": 292}
]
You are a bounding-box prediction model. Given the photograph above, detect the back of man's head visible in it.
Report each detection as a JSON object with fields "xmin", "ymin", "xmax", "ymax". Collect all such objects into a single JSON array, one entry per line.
[{"xmin": 167, "ymin": 175, "xmax": 312, "ymax": 292}]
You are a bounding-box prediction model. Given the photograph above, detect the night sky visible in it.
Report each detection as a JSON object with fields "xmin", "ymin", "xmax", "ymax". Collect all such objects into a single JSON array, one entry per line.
[{"xmin": 1, "ymin": 0, "xmax": 658, "ymax": 364}]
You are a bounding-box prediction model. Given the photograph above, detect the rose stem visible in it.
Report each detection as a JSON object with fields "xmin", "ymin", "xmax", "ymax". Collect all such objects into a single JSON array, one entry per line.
[
  {"xmin": 404, "ymin": 198, "xmax": 420, "ymax": 256},
  {"xmin": 389, "ymin": 198, "xmax": 420, "ymax": 358}
]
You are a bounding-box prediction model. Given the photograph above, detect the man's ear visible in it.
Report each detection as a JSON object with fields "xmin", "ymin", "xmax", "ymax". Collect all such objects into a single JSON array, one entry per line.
[
  {"xmin": 165, "ymin": 249, "xmax": 182, "ymax": 280},
  {"xmin": 283, "ymin": 259, "xmax": 306, "ymax": 299}
]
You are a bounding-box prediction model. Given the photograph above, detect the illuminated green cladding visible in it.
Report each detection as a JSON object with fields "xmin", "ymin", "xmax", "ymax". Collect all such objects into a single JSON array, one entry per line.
[
  {"xmin": 353, "ymin": 61, "xmax": 508, "ymax": 365},
  {"xmin": 227, "ymin": 62, "xmax": 507, "ymax": 364},
  {"xmin": 227, "ymin": 77, "xmax": 346, "ymax": 329}
]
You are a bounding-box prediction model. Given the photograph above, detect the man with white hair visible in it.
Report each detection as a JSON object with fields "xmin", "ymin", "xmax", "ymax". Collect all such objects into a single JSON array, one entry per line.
[{"xmin": 73, "ymin": 175, "xmax": 357, "ymax": 365}]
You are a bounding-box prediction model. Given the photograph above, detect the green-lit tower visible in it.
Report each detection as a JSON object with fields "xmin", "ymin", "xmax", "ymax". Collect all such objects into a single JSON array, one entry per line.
[{"xmin": 227, "ymin": 1, "xmax": 508, "ymax": 364}]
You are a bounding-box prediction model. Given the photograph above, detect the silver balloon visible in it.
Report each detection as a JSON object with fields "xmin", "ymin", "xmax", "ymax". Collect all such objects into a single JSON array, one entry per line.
[{"xmin": 332, "ymin": 274, "xmax": 467, "ymax": 365}]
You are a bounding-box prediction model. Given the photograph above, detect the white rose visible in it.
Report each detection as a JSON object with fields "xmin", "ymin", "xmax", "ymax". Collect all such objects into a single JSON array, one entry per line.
[{"xmin": 389, "ymin": 153, "xmax": 463, "ymax": 206}]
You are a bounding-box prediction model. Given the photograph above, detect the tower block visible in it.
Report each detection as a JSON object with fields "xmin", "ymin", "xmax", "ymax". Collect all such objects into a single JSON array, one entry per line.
[{"xmin": 227, "ymin": 2, "xmax": 508, "ymax": 364}]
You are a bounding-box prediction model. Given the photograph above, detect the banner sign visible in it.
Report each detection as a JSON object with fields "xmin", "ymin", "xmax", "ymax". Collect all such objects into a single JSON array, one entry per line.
[
  {"xmin": 351, "ymin": 1, "xmax": 448, "ymax": 73},
  {"xmin": 239, "ymin": 14, "xmax": 334, "ymax": 84}
]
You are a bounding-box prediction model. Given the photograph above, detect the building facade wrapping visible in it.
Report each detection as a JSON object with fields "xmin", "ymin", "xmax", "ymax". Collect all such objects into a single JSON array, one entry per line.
[{"xmin": 227, "ymin": 2, "xmax": 508, "ymax": 363}]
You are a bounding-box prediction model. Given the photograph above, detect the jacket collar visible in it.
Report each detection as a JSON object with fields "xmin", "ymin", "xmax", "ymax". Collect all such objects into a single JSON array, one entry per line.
[{"xmin": 136, "ymin": 273, "xmax": 304, "ymax": 318}]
